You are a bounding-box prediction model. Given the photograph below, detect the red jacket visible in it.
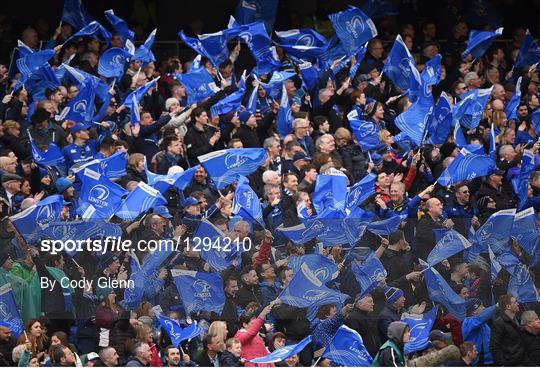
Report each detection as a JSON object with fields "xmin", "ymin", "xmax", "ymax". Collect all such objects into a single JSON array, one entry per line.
[
  {"xmin": 149, "ymin": 342, "xmax": 163, "ymax": 367},
  {"xmin": 235, "ymin": 317, "xmax": 273, "ymax": 367},
  {"xmin": 437, "ymin": 313, "xmax": 463, "ymax": 346}
]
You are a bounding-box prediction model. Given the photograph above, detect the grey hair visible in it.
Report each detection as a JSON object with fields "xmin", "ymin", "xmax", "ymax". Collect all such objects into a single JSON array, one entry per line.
[{"xmin": 521, "ymin": 310, "xmax": 539, "ymax": 326}]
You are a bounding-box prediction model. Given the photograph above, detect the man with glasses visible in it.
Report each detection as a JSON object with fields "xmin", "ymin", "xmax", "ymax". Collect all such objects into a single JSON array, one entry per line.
[
  {"xmin": 444, "ymin": 183, "xmax": 480, "ymax": 237},
  {"xmin": 293, "ymin": 118, "xmax": 314, "ymax": 156}
]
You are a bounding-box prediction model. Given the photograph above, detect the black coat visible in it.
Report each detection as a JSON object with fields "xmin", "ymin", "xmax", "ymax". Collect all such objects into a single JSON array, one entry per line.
[
  {"xmin": 416, "ymin": 215, "xmax": 445, "ymax": 260},
  {"xmin": 522, "ymin": 329, "xmax": 540, "ymax": 366},
  {"xmin": 236, "ymin": 284, "xmax": 263, "ymax": 308},
  {"xmin": 490, "ymin": 313, "xmax": 525, "ymax": 366},
  {"xmin": 344, "ymin": 309, "xmax": 381, "ymax": 356},
  {"xmin": 377, "ymin": 305, "xmax": 402, "ymax": 341},
  {"xmin": 119, "ymin": 167, "xmax": 147, "ymax": 188},
  {"xmin": 337, "ymin": 143, "xmax": 368, "ymax": 183},
  {"xmin": 219, "ymin": 350, "xmax": 242, "ymax": 367}
]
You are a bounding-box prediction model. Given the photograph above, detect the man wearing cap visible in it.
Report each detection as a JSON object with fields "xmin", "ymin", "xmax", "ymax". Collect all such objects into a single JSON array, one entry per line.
[
  {"xmin": 429, "ymin": 330, "xmax": 451, "ymax": 350},
  {"xmin": 490, "ymin": 294, "xmax": 525, "ymax": 366},
  {"xmin": 62, "ymin": 122, "xmax": 111, "ymax": 169},
  {"xmin": 291, "ymin": 152, "xmax": 311, "ymax": 181},
  {"xmin": 477, "ymin": 169, "xmax": 516, "ymax": 210},
  {"xmin": 377, "ymin": 286, "xmax": 406, "ymax": 341},
  {"xmin": 27, "ymin": 107, "xmax": 68, "ymax": 147},
  {"xmin": 461, "ymin": 297, "xmax": 497, "ymax": 365},
  {"xmin": 233, "ymin": 110, "xmax": 264, "ymax": 148},
  {"xmin": 344, "ymin": 293, "xmax": 381, "ymax": 356},
  {"xmin": 181, "ymin": 197, "xmax": 202, "ymax": 234},
  {"xmin": 0, "ymin": 173, "xmax": 22, "ymax": 216}
]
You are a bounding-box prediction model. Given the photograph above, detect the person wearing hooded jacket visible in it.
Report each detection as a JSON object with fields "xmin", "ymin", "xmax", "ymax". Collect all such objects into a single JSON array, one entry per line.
[{"xmin": 372, "ymin": 321, "xmax": 409, "ymax": 367}]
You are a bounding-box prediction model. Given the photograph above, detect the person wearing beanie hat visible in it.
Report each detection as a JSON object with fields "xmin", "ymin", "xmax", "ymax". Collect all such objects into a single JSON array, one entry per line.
[
  {"xmin": 373, "ymin": 321, "xmax": 409, "ymax": 367},
  {"xmin": 55, "ymin": 177, "xmax": 74, "ymax": 195},
  {"xmin": 28, "ymin": 107, "xmax": 68, "ymax": 148},
  {"xmin": 344, "ymin": 293, "xmax": 381, "ymax": 357},
  {"xmin": 462, "ymin": 298, "xmax": 498, "ymax": 365},
  {"xmin": 163, "ymin": 97, "xmax": 190, "ymax": 137},
  {"xmin": 377, "ymin": 287, "xmax": 406, "ymax": 341},
  {"xmin": 233, "ymin": 110, "xmax": 260, "ymax": 148}
]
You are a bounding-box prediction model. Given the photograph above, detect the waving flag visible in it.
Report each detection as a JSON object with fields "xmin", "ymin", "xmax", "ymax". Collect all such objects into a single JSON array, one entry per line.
[
  {"xmin": 312, "ymin": 174, "xmax": 347, "ymax": 214},
  {"xmin": 273, "ymin": 43, "xmax": 328, "ymax": 60},
  {"xmin": 61, "ymin": 0, "xmax": 95, "ymax": 30},
  {"xmin": 210, "ymin": 78, "xmax": 247, "ymax": 116},
  {"xmin": 511, "ymin": 207, "xmax": 540, "ymax": 266},
  {"xmin": 73, "ymin": 151, "xmax": 128, "ymax": 180},
  {"xmin": 508, "ymin": 262, "xmax": 539, "ymax": 303},
  {"xmin": 0, "ymin": 284, "xmax": 24, "ymax": 338},
  {"xmin": 402, "ymin": 307, "xmax": 439, "ymax": 354},
  {"xmin": 198, "ymin": 148, "xmax": 268, "ymax": 189},
  {"xmin": 275, "ymin": 28, "xmax": 327, "ymax": 47},
  {"xmin": 198, "ymin": 31, "xmax": 229, "ymax": 66},
  {"xmin": 177, "ymin": 71, "xmax": 218, "ymax": 105},
  {"xmin": 104, "ymin": 9, "xmax": 135, "ymax": 44},
  {"xmin": 274, "ymin": 84, "xmax": 293, "ymax": 137},
  {"xmin": 437, "ymin": 148, "xmax": 497, "ymax": 186},
  {"xmin": 288, "ymin": 254, "xmax": 339, "ymax": 283},
  {"xmin": 235, "ymin": 0, "xmax": 279, "ymax": 31},
  {"xmin": 158, "ymin": 315, "xmax": 203, "ymax": 347},
  {"xmin": 462, "ymin": 27, "xmax": 504, "ymax": 60},
  {"xmin": 515, "ymin": 29, "xmax": 540, "ymax": 68},
  {"xmin": 382, "ymin": 35, "xmax": 415, "ymax": 91},
  {"xmin": 10, "ymin": 195, "xmax": 64, "ymax": 243},
  {"xmin": 367, "ymin": 214, "xmax": 404, "ymax": 235},
  {"xmin": 351, "ymin": 251, "xmax": 387, "ymax": 295},
  {"xmin": 60, "ymin": 64, "xmax": 111, "ymax": 113},
  {"xmin": 322, "ymin": 325, "xmax": 373, "ymax": 366},
  {"xmin": 328, "ymin": 6, "xmax": 377, "ymax": 56},
  {"xmin": 21, "ymin": 64, "xmax": 61, "ymax": 99},
  {"xmin": 505, "ymin": 77, "xmax": 522, "ymax": 121},
  {"xmin": 232, "ymin": 176, "xmax": 264, "ymax": 227},
  {"xmin": 257, "ymin": 70, "xmax": 295, "ymax": 99},
  {"xmin": 133, "ymin": 29, "xmax": 157, "ymax": 65},
  {"xmin": 77, "ymin": 168, "xmax": 127, "ymax": 220},
  {"xmin": 515, "ymin": 149, "xmax": 535, "ymax": 210},
  {"xmin": 345, "ymin": 173, "xmax": 376, "ymax": 210},
  {"xmin": 63, "ymin": 21, "xmax": 112, "ymax": 46},
  {"xmin": 362, "ymin": 0, "xmax": 399, "ymax": 19},
  {"xmin": 115, "ymin": 182, "xmax": 167, "ymax": 221},
  {"xmin": 472, "ymin": 209, "xmax": 516, "ymax": 256},
  {"xmin": 422, "ymin": 261, "xmax": 468, "ymax": 320},
  {"xmin": 426, "ymin": 92, "xmax": 453, "ymax": 144},
  {"xmin": 98, "ymin": 47, "xmax": 130, "ymax": 79},
  {"xmin": 229, "ymin": 20, "xmax": 275, "ymax": 64},
  {"xmin": 179, "ymin": 31, "xmax": 218, "ymax": 67},
  {"xmin": 453, "ymin": 88, "xmax": 493, "ymax": 130},
  {"xmin": 347, "ymin": 110, "xmax": 380, "ymax": 151},
  {"xmin": 30, "ymin": 137, "xmax": 65, "ymax": 168},
  {"xmin": 343, "ymin": 207, "xmax": 373, "ymax": 246},
  {"xmin": 280, "ymin": 262, "xmax": 348, "ymax": 308},
  {"xmin": 427, "ymin": 229, "xmax": 472, "ymax": 267},
  {"xmin": 250, "ymin": 335, "xmax": 312, "ymax": 363},
  {"xmin": 349, "ymin": 47, "xmax": 367, "ymax": 79},
  {"xmin": 16, "ymin": 49, "xmax": 55, "ymax": 76},
  {"xmin": 146, "ymin": 163, "xmax": 198, "ymax": 194},
  {"xmin": 59, "ymin": 79, "xmax": 95, "ymax": 123},
  {"xmin": 172, "ymin": 270, "xmax": 225, "ymax": 314},
  {"xmin": 123, "ymin": 77, "xmax": 159, "ymax": 123},
  {"xmin": 195, "ymin": 219, "xmax": 239, "ymax": 272}
]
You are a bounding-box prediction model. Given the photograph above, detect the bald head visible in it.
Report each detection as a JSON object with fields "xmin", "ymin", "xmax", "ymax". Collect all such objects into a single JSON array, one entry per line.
[
  {"xmin": 0, "ymin": 157, "xmax": 17, "ymax": 174},
  {"xmin": 426, "ymin": 197, "xmax": 443, "ymax": 218}
]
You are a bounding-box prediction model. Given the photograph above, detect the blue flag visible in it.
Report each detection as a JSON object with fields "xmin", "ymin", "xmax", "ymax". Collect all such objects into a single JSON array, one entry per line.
[
  {"xmin": 454, "ymin": 87, "xmax": 493, "ymax": 130},
  {"xmin": 61, "ymin": 0, "xmax": 95, "ymax": 30},
  {"xmin": 515, "ymin": 150, "xmax": 535, "ymax": 210},
  {"xmin": 427, "ymin": 230, "xmax": 472, "ymax": 267},
  {"xmin": 402, "ymin": 307, "xmax": 439, "ymax": 354},
  {"xmin": 280, "ymin": 262, "xmax": 348, "ymax": 308},
  {"xmin": 347, "ymin": 110, "xmax": 380, "ymax": 151},
  {"xmin": 312, "ymin": 174, "xmax": 347, "ymax": 214},
  {"xmin": 133, "ymin": 29, "xmax": 157, "ymax": 65},
  {"xmin": 229, "ymin": 20, "xmax": 276, "ymax": 65},
  {"xmin": 194, "ymin": 219, "xmax": 239, "ymax": 272},
  {"xmin": 361, "ymin": 0, "xmax": 399, "ymax": 19},
  {"xmin": 472, "ymin": 209, "xmax": 516, "ymax": 256},
  {"xmin": 9, "ymin": 195, "xmax": 64, "ymax": 243},
  {"xmin": 16, "ymin": 49, "xmax": 54, "ymax": 76},
  {"xmin": 21, "ymin": 64, "xmax": 61, "ymax": 99},
  {"xmin": 422, "ymin": 261, "xmax": 469, "ymax": 320},
  {"xmin": 511, "ymin": 207, "xmax": 540, "ymax": 266},
  {"xmin": 462, "ymin": 27, "xmax": 504, "ymax": 60},
  {"xmin": 179, "ymin": 31, "xmax": 219, "ymax": 67},
  {"xmin": 345, "ymin": 173, "xmax": 376, "ymax": 210},
  {"xmin": 158, "ymin": 315, "xmax": 203, "ymax": 347},
  {"xmin": 508, "ymin": 262, "xmax": 539, "ymax": 303},
  {"xmin": 59, "ymin": 78, "xmax": 95, "ymax": 123},
  {"xmin": 514, "ymin": 29, "xmax": 540, "ymax": 68},
  {"xmin": 505, "ymin": 77, "xmax": 522, "ymax": 121},
  {"xmin": 115, "ymin": 182, "xmax": 167, "ymax": 221},
  {"xmin": 60, "ymin": 64, "xmax": 111, "ymax": 110},
  {"xmin": 232, "ymin": 176, "xmax": 264, "ymax": 227},
  {"xmin": 123, "ymin": 77, "xmax": 159, "ymax": 123},
  {"xmin": 426, "ymin": 92, "xmax": 453, "ymax": 144},
  {"xmin": 322, "ymin": 325, "xmax": 373, "ymax": 366},
  {"xmin": 275, "ymin": 28, "xmax": 327, "ymax": 47},
  {"xmin": 437, "ymin": 148, "xmax": 497, "ymax": 186},
  {"xmin": 367, "ymin": 214, "xmax": 404, "ymax": 235},
  {"xmin": 104, "ymin": 9, "xmax": 134, "ymax": 44},
  {"xmin": 77, "ymin": 168, "xmax": 127, "ymax": 220},
  {"xmin": 328, "ymin": 6, "xmax": 377, "ymax": 56},
  {"xmin": 382, "ymin": 35, "xmax": 415, "ymax": 91},
  {"xmin": 273, "ymin": 42, "xmax": 328, "ymax": 60},
  {"xmin": 489, "ymin": 124, "xmax": 497, "ymax": 160},
  {"xmin": 250, "ymin": 335, "xmax": 312, "ymax": 363},
  {"xmin": 198, "ymin": 31, "xmax": 229, "ymax": 66},
  {"xmin": 146, "ymin": 162, "xmax": 198, "ymax": 194},
  {"xmin": 351, "ymin": 251, "xmax": 387, "ymax": 296},
  {"xmin": 98, "ymin": 47, "xmax": 130, "ymax": 79},
  {"xmin": 29, "ymin": 137, "xmax": 65, "ymax": 168},
  {"xmin": 288, "ymin": 254, "xmax": 339, "ymax": 283},
  {"xmin": 257, "ymin": 71, "xmax": 295, "ymax": 99},
  {"xmin": 198, "ymin": 148, "xmax": 268, "ymax": 189},
  {"xmin": 210, "ymin": 77, "xmax": 247, "ymax": 116},
  {"xmin": 63, "ymin": 21, "xmax": 112, "ymax": 46},
  {"xmin": 0, "ymin": 284, "xmax": 24, "ymax": 338},
  {"xmin": 349, "ymin": 47, "xmax": 367, "ymax": 79},
  {"xmin": 235, "ymin": 0, "xmax": 279, "ymax": 31},
  {"xmin": 177, "ymin": 71, "xmax": 218, "ymax": 105},
  {"xmin": 275, "ymin": 83, "xmax": 294, "ymax": 139},
  {"xmin": 343, "ymin": 207, "xmax": 373, "ymax": 246},
  {"xmin": 172, "ymin": 270, "xmax": 225, "ymax": 314},
  {"xmin": 73, "ymin": 151, "xmax": 128, "ymax": 180}
]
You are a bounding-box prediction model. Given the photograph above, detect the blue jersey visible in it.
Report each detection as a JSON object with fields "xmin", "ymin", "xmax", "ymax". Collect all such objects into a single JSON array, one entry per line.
[{"xmin": 62, "ymin": 140, "xmax": 101, "ymax": 169}]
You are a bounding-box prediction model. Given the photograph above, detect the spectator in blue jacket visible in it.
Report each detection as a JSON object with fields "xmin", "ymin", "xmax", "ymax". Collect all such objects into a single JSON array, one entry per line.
[{"xmin": 461, "ymin": 298, "xmax": 498, "ymax": 366}]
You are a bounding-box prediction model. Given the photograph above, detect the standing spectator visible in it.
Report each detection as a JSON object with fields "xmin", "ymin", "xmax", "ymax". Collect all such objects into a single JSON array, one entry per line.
[
  {"xmin": 490, "ymin": 295, "xmax": 525, "ymax": 365},
  {"xmin": 372, "ymin": 321, "xmax": 410, "ymax": 367},
  {"xmin": 461, "ymin": 298, "xmax": 497, "ymax": 366}
]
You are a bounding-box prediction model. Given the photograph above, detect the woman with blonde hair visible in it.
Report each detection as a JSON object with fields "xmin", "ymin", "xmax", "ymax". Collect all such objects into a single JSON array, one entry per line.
[
  {"xmin": 135, "ymin": 324, "xmax": 163, "ymax": 367},
  {"xmin": 208, "ymin": 321, "xmax": 228, "ymax": 350}
]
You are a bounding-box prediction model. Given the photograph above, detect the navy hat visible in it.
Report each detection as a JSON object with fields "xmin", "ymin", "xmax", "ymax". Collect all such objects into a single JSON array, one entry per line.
[
  {"xmin": 376, "ymin": 144, "xmax": 395, "ymax": 155},
  {"xmin": 491, "ymin": 168, "xmax": 505, "ymax": 176},
  {"xmin": 100, "ymin": 253, "xmax": 119, "ymax": 270},
  {"xmin": 385, "ymin": 287, "xmax": 404, "ymax": 305},
  {"xmin": 55, "ymin": 177, "xmax": 73, "ymax": 194},
  {"xmin": 0, "ymin": 174, "xmax": 21, "ymax": 184},
  {"xmin": 466, "ymin": 298, "xmax": 482, "ymax": 316},
  {"xmin": 293, "ymin": 152, "xmax": 311, "ymax": 162},
  {"xmin": 239, "ymin": 110, "xmax": 253, "ymax": 123},
  {"xmin": 428, "ymin": 329, "xmax": 451, "ymax": 342},
  {"xmin": 182, "ymin": 196, "xmax": 199, "ymax": 208},
  {"xmin": 71, "ymin": 123, "xmax": 90, "ymax": 134},
  {"xmin": 371, "ymin": 153, "xmax": 383, "ymax": 166},
  {"xmin": 0, "ymin": 249, "xmax": 11, "ymax": 266},
  {"xmin": 153, "ymin": 205, "xmax": 172, "ymax": 218}
]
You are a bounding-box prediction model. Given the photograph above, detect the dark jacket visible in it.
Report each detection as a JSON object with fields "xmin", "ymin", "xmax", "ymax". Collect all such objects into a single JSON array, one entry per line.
[
  {"xmin": 27, "ymin": 121, "xmax": 68, "ymax": 148},
  {"xmin": 237, "ymin": 284, "xmax": 263, "ymax": 308},
  {"xmin": 133, "ymin": 114, "xmax": 172, "ymax": 164},
  {"xmin": 344, "ymin": 309, "xmax": 381, "ymax": 356},
  {"xmin": 490, "ymin": 313, "xmax": 525, "ymax": 366},
  {"xmin": 273, "ymin": 304, "xmax": 311, "ymax": 341},
  {"xmin": 184, "ymin": 123, "xmax": 216, "ymax": 165},
  {"xmin": 377, "ymin": 305, "xmax": 402, "ymax": 341},
  {"xmin": 522, "ymin": 329, "xmax": 540, "ymax": 366},
  {"xmin": 219, "ymin": 350, "xmax": 242, "ymax": 367},
  {"xmin": 477, "ymin": 181, "xmax": 516, "ymax": 210},
  {"xmin": 221, "ymin": 292, "xmax": 239, "ymax": 338},
  {"xmin": 415, "ymin": 215, "xmax": 445, "ymax": 260},
  {"xmin": 194, "ymin": 350, "xmax": 221, "ymax": 367},
  {"xmin": 125, "ymin": 357, "xmax": 148, "ymax": 367},
  {"xmin": 337, "ymin": 143, "xmax": 369, "ymax": 183},
  {"xmin": 119, "ymin": 167, "xmax": 147, "ymax": 188}
]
